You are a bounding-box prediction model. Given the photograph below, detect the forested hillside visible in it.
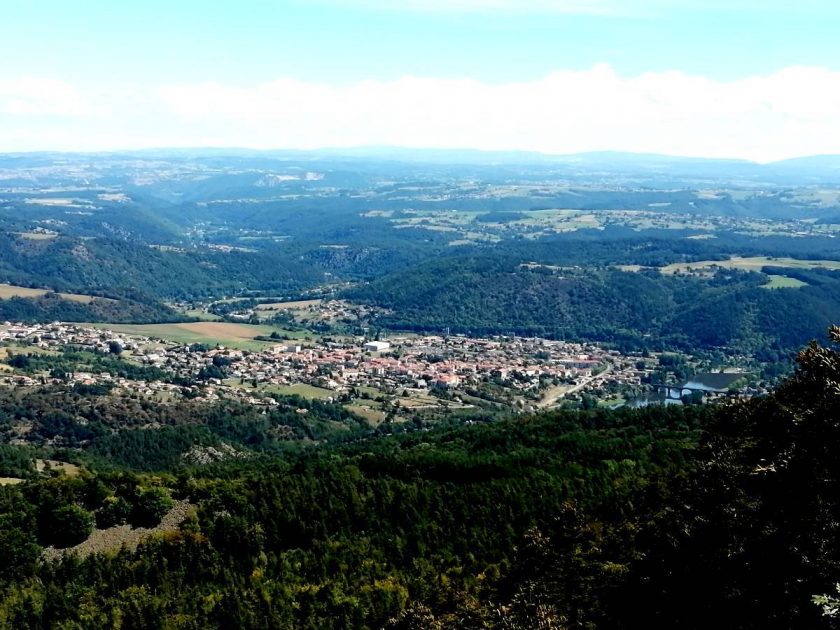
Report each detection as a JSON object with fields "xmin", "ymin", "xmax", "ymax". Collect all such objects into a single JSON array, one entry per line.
[
  {"xmin": 0, "ymin": 380, "xmax": 368, "ymax": 470},
  {"xmin": 3, "ymin": 152, "xmax": 840, "ymax": 348},
  {"xmin": 0, "ymin": 330, "xmax": 839, "ymax": 627},
  {"xmin": 0, "ymin": 233, "xmax": 326, "ymax": 300},
  {"xmin": 346, "ymin": 256, "xmax": 840, "ymax": 354},
  {"xmin": 0, "ymin": 294, "xmax": 181, "ymax": 324}
]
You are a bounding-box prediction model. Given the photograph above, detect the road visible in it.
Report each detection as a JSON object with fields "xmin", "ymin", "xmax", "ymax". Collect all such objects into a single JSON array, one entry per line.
[{"xmin": 536, "ymin": 364, "xmax": 614, "ymax": 409}]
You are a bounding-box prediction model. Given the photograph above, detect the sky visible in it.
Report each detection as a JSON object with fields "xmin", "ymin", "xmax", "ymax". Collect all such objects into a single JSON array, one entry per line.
[{"xmin": 1, "ymin": 0, "xmax": 839, "ymax": 161}]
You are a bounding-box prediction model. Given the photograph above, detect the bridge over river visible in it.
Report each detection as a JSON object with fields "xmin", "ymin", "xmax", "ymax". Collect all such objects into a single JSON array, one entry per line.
[{"xmin": 650, "ymin": 382, "xmax": 736, "ymax": 401}]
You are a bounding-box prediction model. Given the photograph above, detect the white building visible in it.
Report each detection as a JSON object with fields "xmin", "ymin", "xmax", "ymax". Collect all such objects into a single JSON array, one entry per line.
[{"xmin": 364, "ymin": 341, "xmax": 391, "ymax": 352}]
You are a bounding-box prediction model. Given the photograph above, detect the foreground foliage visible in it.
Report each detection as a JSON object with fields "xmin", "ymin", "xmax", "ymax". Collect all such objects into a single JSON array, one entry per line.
[{"xmin": 0, "ymin": 331, "xmax": 840, "ymax": 627}]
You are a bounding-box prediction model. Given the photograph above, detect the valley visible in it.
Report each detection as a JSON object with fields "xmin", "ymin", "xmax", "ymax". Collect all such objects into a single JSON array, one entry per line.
[
  {"xmin": 6, "ymin": 0, "xmax": 840, "ymax": 625},
  {"xmin": 0, "ymin": 150, "xmax": 838, "ymax": 628}
]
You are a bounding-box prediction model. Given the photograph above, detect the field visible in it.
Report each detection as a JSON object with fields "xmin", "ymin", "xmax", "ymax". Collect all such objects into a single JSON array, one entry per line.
[
  {"xmin": 0, "ymin": 461, "xmax": 81, "ymax": 486},
  {"xmin": 0, "ymin": 346, "xmax": 58, "ymax": 372},
  {"xmin": 16, "ymin": 231, "xmax": 58, "ymax": 240},
  {"xmin": 179, "ymin": 309, "xmax": 223, "ymax": 322},
  {"xmin": 344, "ymin": 404, "xmax": 387, "ymax": 425},
  {"xmin": 0, "ymin": 284, "xmax": 51, "ymax": 299},
  {"xmin": 254, "ymin": 299, "xmax": 323, "ymax": 322},
  {"xmin": 267, "ymin": 384, "xmax": 336, "ymax": 399},
  {"xmin": 223, "ymin": 380, "xmax": 336, "ymax": 400},
  {"xmin": 597, "ymin": 396, "xmax": 627, "ymax": 408},
  {"xmin": 659, "ymin": 256, "xmax": 840, "ymax": 274},
  {"xmin": 36, "ymin": 459, "xmax": 80, "ymax": 476},
  {"xmin": 0, "ymin": 283, "xmax": 103, "ymax": 303},
  {"xmin": 373, "ymin": 205, "xmax": 839, "ymax": 244},
  {"xmin": 762, "ymin": 274, "xmax": 809, "ymax": 289},
  {"xmin": 89, "ymin": 322, "xmax": 298, "ymax": 350}
]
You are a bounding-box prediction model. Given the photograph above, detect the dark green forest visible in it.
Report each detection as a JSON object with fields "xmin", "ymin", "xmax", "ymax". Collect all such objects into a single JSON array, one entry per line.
[
  {"xmin": 0, "ymin": 294, "xmax": 181, "ymax": 324},
  {"xmin": 346, "ymin": 256, "xmax": 840, "ymax": 354},
  {"xmin": 0, "ymin": 381, "xmax": 368, "ymax": 467},
  {"xmin": 0, "ymin": 331, "xmax": 839, "ymax": 627}
]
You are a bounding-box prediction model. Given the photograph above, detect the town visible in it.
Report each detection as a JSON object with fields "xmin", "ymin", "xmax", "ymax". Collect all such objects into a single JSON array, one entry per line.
[{"xmin": 0, "ymin": 319, "xmax": 754, "ymax": 424}]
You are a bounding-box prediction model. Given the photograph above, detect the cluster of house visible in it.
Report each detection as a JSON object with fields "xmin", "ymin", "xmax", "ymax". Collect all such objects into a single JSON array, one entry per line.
[
  {"xmin": 214, "ymin": 298, "xmax": 377, "ymax": 325},
  {"xmin": 0, "ymin": 323, "xmax": 277, "ymax": 406},
  {"xmin": 134, "ymin": 334, "xmax": 636, "ymax": 396},
  {"xmin": 0, "ymin": 322, "xmax": 656, "ymax": 406}
]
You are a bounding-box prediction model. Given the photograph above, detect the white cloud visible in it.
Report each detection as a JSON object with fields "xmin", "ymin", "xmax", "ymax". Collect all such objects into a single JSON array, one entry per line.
[
  {"xmin": 3, "ymin": 65, "xmax": 840, "ymax": 161},
  {"xmin": 0, "ymin": 78, "xmax": 96, "ymax": 117},
  {"xmin": 150, "ymin": 64, "xmax": 840, "ymax": 162}
]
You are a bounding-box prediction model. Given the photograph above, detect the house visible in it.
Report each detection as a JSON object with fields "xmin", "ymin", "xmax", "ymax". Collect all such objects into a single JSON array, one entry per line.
[{"xmin": 434, "ymin": 374, "xmax": 461, "ymax": 388}]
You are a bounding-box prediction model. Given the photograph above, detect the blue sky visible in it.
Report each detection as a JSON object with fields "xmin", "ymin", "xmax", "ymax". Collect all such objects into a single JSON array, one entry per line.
[{"xmin": 2, "ymin": 0, "xmax": 839, "ymax": 159}]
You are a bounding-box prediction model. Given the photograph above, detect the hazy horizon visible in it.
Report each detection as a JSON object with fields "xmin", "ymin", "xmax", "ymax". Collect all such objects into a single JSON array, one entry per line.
[
  {"xmin": 2, "ymin": 144, "xmax": 839, "ymax": 166},
  {"xmin": 3, "ymin": 1, "xmax": 839, "ymax": 161}
]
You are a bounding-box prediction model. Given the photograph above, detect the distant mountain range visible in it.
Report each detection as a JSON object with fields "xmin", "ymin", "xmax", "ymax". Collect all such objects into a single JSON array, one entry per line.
[{"xmin": 4, "ymin": 147, "xmax": 838, "ymax": 185}]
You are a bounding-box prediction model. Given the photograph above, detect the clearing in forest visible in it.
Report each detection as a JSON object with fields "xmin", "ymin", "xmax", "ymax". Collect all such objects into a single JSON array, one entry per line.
[
  {"xmin": 0, "ymin": 283, "xmax": 103, "ymax": 303},
  {"xmin": 762, "ymin": 274, "xmax": 809, "ymax": 289},
  {"xmin": 659, "ymin": 256, "xmax": 840, "ymax": 274}
]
